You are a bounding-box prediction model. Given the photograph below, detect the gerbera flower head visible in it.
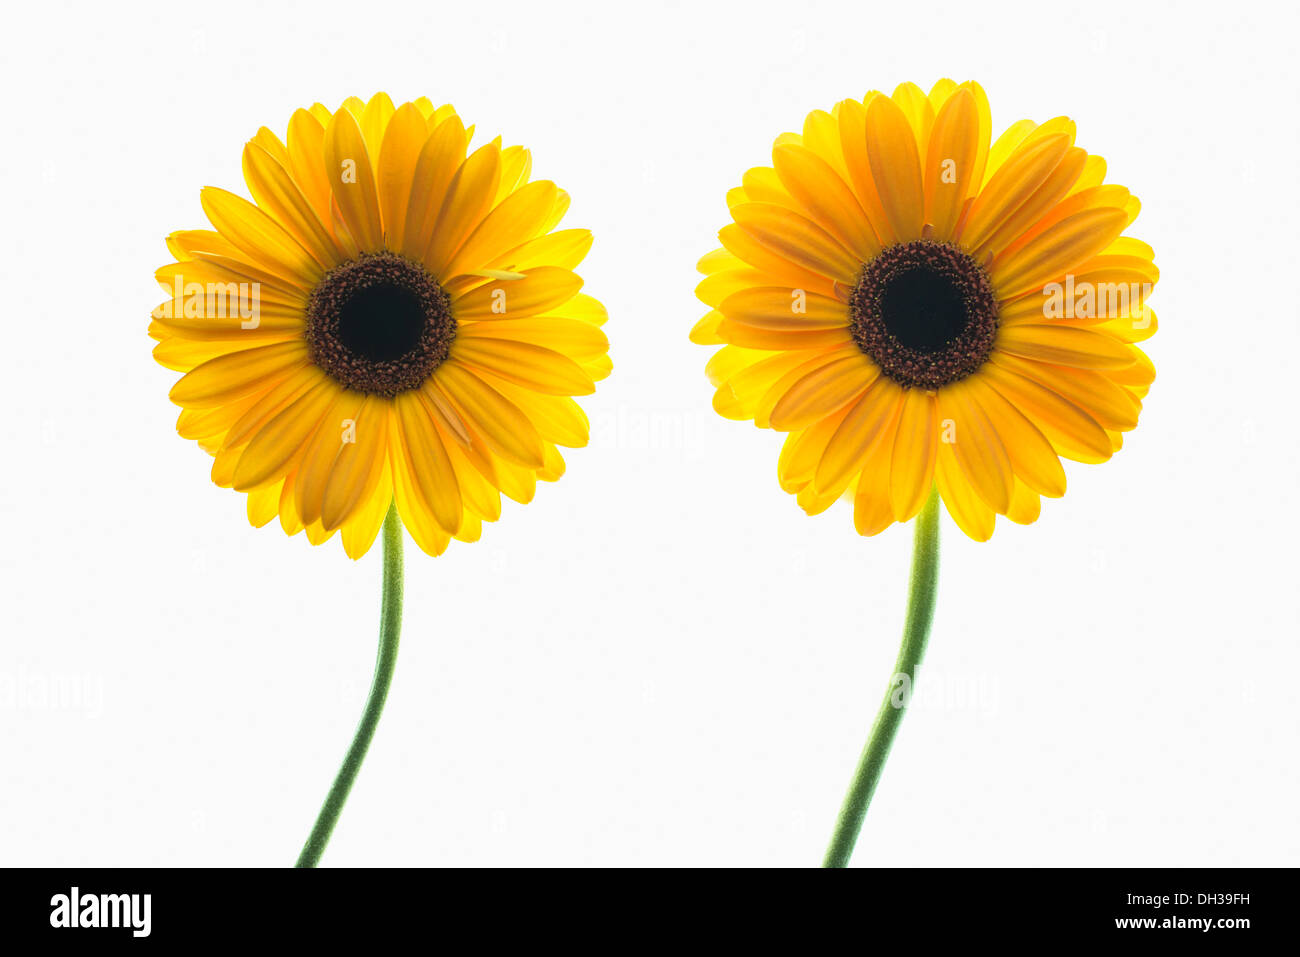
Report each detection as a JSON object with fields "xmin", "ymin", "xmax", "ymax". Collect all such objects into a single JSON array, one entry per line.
[
  {"xmin": 151, "ymin": 94, "xmax": 611, "ymax": 558},
  {"xmin": 693, "ymin": 80, "xmax": 1156, "ymax": 541}
]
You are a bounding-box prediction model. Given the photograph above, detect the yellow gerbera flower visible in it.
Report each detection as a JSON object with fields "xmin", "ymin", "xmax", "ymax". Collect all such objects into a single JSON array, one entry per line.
[
  {"xmin": 151, "ymin": 93, "xmax": 610, "ymax": 559},
  {"xmin": 693, "ymin": 80, "xmax": 1156, "ymax": 540}
]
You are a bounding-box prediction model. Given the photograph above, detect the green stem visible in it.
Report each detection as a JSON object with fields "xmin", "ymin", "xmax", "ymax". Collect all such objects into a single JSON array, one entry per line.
[
  {"xmin": 822, "ymin": 485, "xmax": 940, "ymax": 868},
  {"xmin": 295, "ymin": 502, "xmax": 404, "ymax": 868}
]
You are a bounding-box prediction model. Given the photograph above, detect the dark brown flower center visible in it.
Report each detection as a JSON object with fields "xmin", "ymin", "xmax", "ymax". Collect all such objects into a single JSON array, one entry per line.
[
  {"xmin": 849, "ymin": 240, "xmax": 998, "ymax": 390},
  {"xmin": 306, "ymin": 252, "xmax": 455, "ymax": 397}
]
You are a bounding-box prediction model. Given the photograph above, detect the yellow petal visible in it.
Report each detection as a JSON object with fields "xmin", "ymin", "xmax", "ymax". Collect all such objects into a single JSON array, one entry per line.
[
  {"xmin": 393, "ymin": 391, "xmax": 462, "ymax": 535},
  {"xmin": 1004, "ymin": 480, "xmax": 1041, "ymax": 525},
  {"xmin": 424, "ymin": 143, "xmax": 502, "ymax": 278},
  {"xmin": 400, "ymin": 115, "xmax": 469, "ymax": 260},
  {"xmin": 964, "ymin": 373, "xmax": 1066, "ymax": 497},
  {"xmin": 169, "ymin": 340, "xmax": 308, "ymax": 408},
  {"xmin": 200, "ymin": 187, "xmax": 322, "ymax": 289},
  {"xmin": 458, "ymin": 316, "xmax": 608, "ymax": 358},
  {"xmin": 981, "ymin": 358, "xmax": 1112, "ymax": 463},
  {"xmin": 992, "ymin": 352, "xmax": 1140, "ymax": 432},
  {"xmin": 452, "ymin": 267, "xmax": 583, "ymax": 320},
  {"xmin": 730, "ymin": 202, "xmax": 862, "ymax": 284},
  {"xmin": 451, "ymin": 337, "xmax": 595, "ymax": 395},
  {"xmin": 938, "ymin": 379, "xmax": 1013, "ymax": 513},
  {"xmin": 935, "ymin": 440, "xmax": 994, "ymax": 541},
  {"xmin": 960, "ymin": 133, "xmax": 1072, "ymax": 250},
  {"xmin": 434, "ymin": 361, "xmax": 545, "ymax": 467},
  {"xmin": 223, "ymin": 364, "xmax": 326, "ymax": 450},
  {"xmin": 991, "ymin": 207, "xmax": 1131, "ymax": 299},
  {"xmin": 488, "ymin": 228, "xmax": 593, "ymax": 273},
  {"xmin": 772, "ymin": 144, "xmax": 880, "ymax": 261},
  {"xmin": 971, "ymin": 147, "xmax": 1087, "ymax": 260},
  {"xmin": 768, "ymin": 355, "xmax": 877, "ymax": 431},
  {"xmin": 864, "ymin": 94, "xmax": 925, "ymax": 241},
  {"xmin": 835, "ymin": 97, "xmax": 895, "ymax": 246},
  {"xmin": 241, "ymin": 142, "xmax": 341, "ymax": 268},
  {"xmin": 341, "ymin": 478, "xmax": 393, "ymax": 560},
  {"xmin": 923, "ymin": 86, "xmax": 980, "ymax": 242},
  {"xmin": 852, "ymin": 441, "xmax": 897, "ymax": 537},
  {"xmin": 814, "ymin": 377, "xmax": 903, "ymax": 493},
  {"xmin": 716, "ymin": 222, "xmax": 841, "ymax": 298},
  {"xmin": 444, "ymin": 180, "xmax": 558, "ymax": 279},
  {"xmin": 996, "ymin": 324, "xmax": 1135, "ymax": 370},
  {"xmin": 376, "ymin": 103, "xmax": 430, "ymax": 249},
  {"xmin": 889, "ymin": 388, "xmax": 939, "ymax": 521},
  {"xmin": 719, "ymin": 286, "xmax": 850, "ymax": 331},
  {"xmin": 323, "ymin": 107, "xmax": 383, "ymax": 251},
  {"xmin": 286, "ymin": 109, "xmax": 336, "ymax": 240},
  {"xmin": 231, "ymin": 376, "xmax": 339, "ymax": 490},
  {"xmin": 320, "ymin": 396, "xmax": 390, "ymax": 531}
]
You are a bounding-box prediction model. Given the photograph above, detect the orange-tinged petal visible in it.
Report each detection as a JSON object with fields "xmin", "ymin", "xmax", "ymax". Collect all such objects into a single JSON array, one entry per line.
[
  {"xmin": 835, "ymin": 98, "xmax": 899, "ymax": 248},
  {"xmin": 924, "ymin": 86, "xmax": 980, "ymax": 241},
  {"xmin": 996, "ymin": 324, "xmax": 1135, "ymax": 370},
  {"xmin": 393, "ymin": 391, "xmax": 462, "ymax": 535},
  {"xmin": 341, "ymin": 478, "xmax": 393, "ymax": 560},
  {"xmin": 457, "ymin": 316, "xmax": 608, "ymax": 358},
  {"xmin": 434, "ymin": 361, "xmax": 545, "ymax": 468},
  {"xmin": 981, "ymin": 358, "xmax": 1112, "ymax": 463},
  {"xmin": 814, "ymin": 376, "xmax": 903, "ymax": 493},
  {"xmin": 719, "ymin": 286, "xmax": 850, "ymax": 331},
  {"xmin": 864, "ymin": 94, "xmax": 925, "ymax": 241},
  {"xmin": 295, "ymin": 389, "xmax": 365, "ymax": 526},
  {"xmin": 717, "ymin": 319, "xmax": 854, "ymax": 352},
  {"xmin": 971, "ymin": 147, "xmax": 1088, "ymax": 261},
  {"xmin": 400, "ymin": 115, "xmax": 468, "ymax": 260},
  {"xmin": 231, "ymin": 376, "xmax": 339, "ymax": 491},
  {"xmin": 200, "ymin": 187, "xmax": 322, "ymax": 289},
  {"xmin": 889, "ymin": 388, "xmax": 939, "ymax": 520},
  {"xmin": 712, "ymin": 346, "xmax": 846, "ymax": 421},
  {"xmin": 778, "ymin": 402, "xmax": 856, "ymax": 493},
  {"xmin": 376, "ymin": 103, "xmax": 430, "ymax": 249},
  {"xmin": 489, "ymin": 228, "xmax": 593, "ymax": 273},
  {"xmin": 286, "ymin": 109, "xmax": 336, "ymax": 238},
  {"xmin": 771, "ymin": 144, "xmax": 880, "ymax": 261},
  {"xmin": 852, "ymin": 440, "xmax": 898, "ymax": 537},
  {"xmin": 169, "ymin": 340, "xmax": 309, "ymax": 408},
  {"xmin": 451, "ymin": 337, "xmax": 595, "ymax": 395},
  {"xmin": 730, "ymin": 202, "xmax": 862, "ymax": 285},
  {"xmin": 241, "ymin": 142, "xmax": 341, "ymax": 268},
  {"xmin": 991, "ymin": 207, "xmax": 1131, "ymax": 298},
  {"xmin": 769, "ymin": 355, "xmax": 877, "ymax": 431},
  {"xmin": 222, "ymin": 364, "xmax": 326, "ymax": 450},
  {"xmin": 992, "ymin": 352, "xmax": 1141, "ymax": 432},
  {"xmin": 424, "ymin": 142, "xmax": 502, "ymax": 278},
  {"xmin": 936, "ymin": 440, "xmax": 995, "ymax": 541},
  {"xmin": 716, "ymin": 223, "xmax": 841, "ymax": 298},
  {"xmin": 324, "ymin": 107, "xmax": 383, "ymax": 251},
  {"xmin": 1004, "ymin": 480, "xmax": 1041, "ymax": 525},
  {"xmin": 960, "ymin": 133, "xmax": 1072, "ymax": 250},
  {"xmin": 938, "ymin": 379, "xmax": 1013, "ymax": 513},
  {"xmin": 320, "ymin": 396, "xmax": 389, "ymax": 531},
  {"xmin": 964, "ymin": 374, "xmax": 1066, "ymax": 497},
  {"xmin": 444, "ymin": 180, "xmax": 558, "ymax": 278},
  {"xmin": 452, "ymin": 267, "xmax": 584, "ymax": 320}
]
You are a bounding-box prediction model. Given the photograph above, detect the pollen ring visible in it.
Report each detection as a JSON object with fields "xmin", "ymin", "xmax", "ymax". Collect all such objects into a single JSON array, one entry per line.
[
  {"xmin": 306, "ymin": 251, "xmax": 455, "ymax": 397},
  {"xmin": 849, "ymin": 240, "xmax": 999, "ymax": 391}
]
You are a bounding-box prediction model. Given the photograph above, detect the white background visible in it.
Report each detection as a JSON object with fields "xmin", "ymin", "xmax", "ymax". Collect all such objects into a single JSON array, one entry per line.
[{"xmin": 1, "ymin": 0, "xmax": 1296, "ymax": 868}]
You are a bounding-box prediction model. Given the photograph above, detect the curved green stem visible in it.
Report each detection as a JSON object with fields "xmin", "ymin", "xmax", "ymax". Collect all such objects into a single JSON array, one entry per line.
[
  {"xmin": 295, "ymin": 502, "xmax": 404, "ymax": 868},
  {"xmin": 823, "ymin": 486, "xmax": 940, "ymax": 868}
]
